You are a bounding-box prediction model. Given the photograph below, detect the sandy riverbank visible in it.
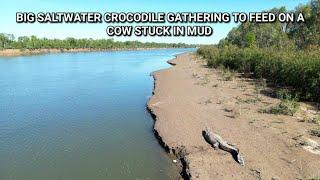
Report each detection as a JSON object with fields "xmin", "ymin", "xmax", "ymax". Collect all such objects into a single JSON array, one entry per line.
[
  {"xmin": 148, "ymin": 53, "xmax": 320, "ymax": 179},
  {"xmin": 0, "ymin": 48, "xmax": 169, "ymax": 57}
]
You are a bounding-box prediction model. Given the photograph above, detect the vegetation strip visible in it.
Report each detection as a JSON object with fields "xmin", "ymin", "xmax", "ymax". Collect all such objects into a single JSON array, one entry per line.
[
  {"xmin": 0, "ymin": 34, "xmax": 194, "ymax": 55},
  {"xmin": 197, "ymin": 0, "xmax": 320, "ymax": 102}
]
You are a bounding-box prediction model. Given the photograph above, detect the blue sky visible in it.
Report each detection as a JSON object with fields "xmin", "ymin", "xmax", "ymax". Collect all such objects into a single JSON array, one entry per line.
[{"xmin": 0, "ymin": 0, "xmax": 309, "ymax": 44}]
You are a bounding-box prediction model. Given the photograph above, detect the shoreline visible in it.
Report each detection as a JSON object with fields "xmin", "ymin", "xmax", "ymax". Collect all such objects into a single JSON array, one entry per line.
[
  {"xmin": 147, "ymin": 53, "xmax": 320, "ymax": 179},
  {"xmin": 0, "ymin": 48, "xmax": 182, "ymax": 57},
  {"xmin": 147, "ymin": 53, "xmax": 189, "ymax": 178},
  {"xmin": 147, "ymin": 53, "xmax": 193, "ymax": 178}
]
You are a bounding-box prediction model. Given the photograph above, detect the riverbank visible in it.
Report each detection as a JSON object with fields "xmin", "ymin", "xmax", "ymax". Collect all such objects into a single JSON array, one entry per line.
[
  {"xmin": 0, "ymin": 48, "xmax": 170, "ymax": 57},
  {"xmin": 148, "ymin": 53, "xmax": 320, "ymax": 179}
]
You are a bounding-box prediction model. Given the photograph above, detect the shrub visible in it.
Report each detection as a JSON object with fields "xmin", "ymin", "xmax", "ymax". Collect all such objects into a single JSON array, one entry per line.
[
  {"xmin": 197, "ymin": 46, "xmax": 320, "ymax": 102},
  {"xmin": 261, "ymin": 99, "xmax": 300, "ymax": 116}
]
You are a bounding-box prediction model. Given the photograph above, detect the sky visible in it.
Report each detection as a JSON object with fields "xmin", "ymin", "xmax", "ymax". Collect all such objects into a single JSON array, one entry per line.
[{"xmin": 0, "ymin": 0, "xmax": 309, "ymax": 44}]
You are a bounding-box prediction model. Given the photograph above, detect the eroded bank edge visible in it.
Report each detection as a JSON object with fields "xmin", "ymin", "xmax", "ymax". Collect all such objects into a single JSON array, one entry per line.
[{"xmin": 146, "ymin": 52, "xmax": 192, "ymax": 179}]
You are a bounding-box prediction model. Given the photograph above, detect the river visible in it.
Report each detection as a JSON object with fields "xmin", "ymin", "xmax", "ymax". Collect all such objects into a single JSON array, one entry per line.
[{"xmin": 0, "ymin": 48, "xmax": 194, "ymax": 179}]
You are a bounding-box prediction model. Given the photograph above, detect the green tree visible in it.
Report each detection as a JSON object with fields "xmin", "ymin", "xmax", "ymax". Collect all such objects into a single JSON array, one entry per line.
[
  {"xmin": 245, "ymin": 32, "xmax": 256, "ymax": 48},
  {"xmin": 0, "ymin": 33, "xmax": 14, "ymax": 49}
]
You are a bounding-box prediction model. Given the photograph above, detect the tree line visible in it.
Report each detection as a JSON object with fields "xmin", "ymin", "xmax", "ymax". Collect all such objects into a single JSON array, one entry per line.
[
  {"xmin": 0, "ymin": 34, "xmax": 194, "ymax": 50},
  {"xmin": 198, "ymin": 0, "xmax": 320, "ymax": 102},
  {"xmin": 219, "ymin": 0, "xmax": 320, "ymax": 50}
]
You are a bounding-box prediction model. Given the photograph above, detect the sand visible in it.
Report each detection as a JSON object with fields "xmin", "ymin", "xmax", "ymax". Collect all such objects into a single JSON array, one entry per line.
[
  {"xmin": 0, "ymin": 48, "xmax": 165, "ymax": 57},
  {"xmin": 148, "ymin": 53, "xmax": 320, "ymax": 179}
]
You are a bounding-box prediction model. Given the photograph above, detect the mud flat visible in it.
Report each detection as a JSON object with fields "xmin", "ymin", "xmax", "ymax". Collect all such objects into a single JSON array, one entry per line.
[{"xmin": 148, "ymin": 53, "xmax": 320, "ymax": 179}]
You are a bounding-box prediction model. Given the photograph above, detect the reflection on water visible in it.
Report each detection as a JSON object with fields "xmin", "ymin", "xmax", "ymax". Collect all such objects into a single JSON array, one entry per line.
[{"xmin": 0, "ymin": 48, "xmax": 194, "ymax": 180}]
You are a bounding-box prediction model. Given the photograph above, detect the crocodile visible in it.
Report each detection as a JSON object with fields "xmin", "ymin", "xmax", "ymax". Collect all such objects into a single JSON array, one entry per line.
[{"xmin": 203, "ymin": 127, "xmax": 245, "ymax": 166}]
